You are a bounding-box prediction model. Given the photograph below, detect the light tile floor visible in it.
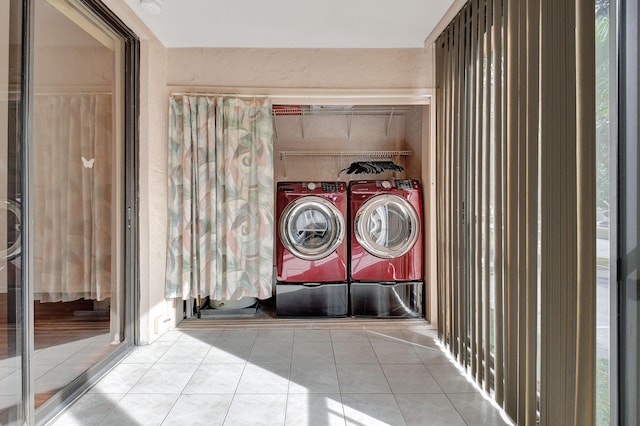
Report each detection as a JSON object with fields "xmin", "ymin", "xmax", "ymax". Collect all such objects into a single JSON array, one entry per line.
[
  {"xmin": 49, "ymin": 326, "xmax": 514, "ymax": 426},
  {"xmin": 0, "ymin": 333, "xmax": 114, "ymax": 415}
]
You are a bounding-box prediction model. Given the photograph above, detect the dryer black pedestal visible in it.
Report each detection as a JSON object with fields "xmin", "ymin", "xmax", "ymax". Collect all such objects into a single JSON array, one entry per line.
[
  {"xmin": 276, "ymin": 282, "xmax": 348, "ymax": 317},
  {"xmin": 350, "ymin": 281, "xmax": 423, "ymax": 318}
]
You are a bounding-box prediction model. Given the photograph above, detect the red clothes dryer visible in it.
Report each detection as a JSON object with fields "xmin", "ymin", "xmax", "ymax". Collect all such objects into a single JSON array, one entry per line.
[
  {"xmin": 349, "ymin": 179, "xmax": 423, "ymax": 281},
  {"xmin": 275, "ymin": 182, "xmax": 348, "ymax": 316},
  {"xmin": 349, "ymin": 179, "xmax": 424, "ymax": 318}
]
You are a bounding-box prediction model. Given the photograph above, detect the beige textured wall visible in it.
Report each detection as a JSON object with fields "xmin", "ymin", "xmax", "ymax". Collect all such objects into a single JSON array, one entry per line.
[
  {"xmin": 138, "ymin": 38, "xmax": 170, "ymax": 344},
  {"xmin": 168, "ymin": 47, "xmax": 434, "ymax": 89},
  {"xmin": 102, "ymin": 0, "xmax": 172, "ymax": 344}
]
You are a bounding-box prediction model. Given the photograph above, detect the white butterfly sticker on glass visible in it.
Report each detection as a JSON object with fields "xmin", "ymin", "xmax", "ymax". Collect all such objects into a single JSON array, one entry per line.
[{"xmin": 81, "ymin": 157, "xmax": 95, "ymax": 169}]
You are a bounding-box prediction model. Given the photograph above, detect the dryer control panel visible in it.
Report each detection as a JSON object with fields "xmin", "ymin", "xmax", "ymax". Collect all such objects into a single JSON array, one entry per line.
[{"xmin": 396, "ymin": 180, "xmax": 415, "ymax": 190}]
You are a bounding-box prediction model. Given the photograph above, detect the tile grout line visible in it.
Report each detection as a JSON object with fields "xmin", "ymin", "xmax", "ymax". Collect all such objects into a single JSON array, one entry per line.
[
  {"xmin": 96, "ymin": 341, "xmax": 166, "ymax": 426},
  {"xmin": 161, "ymin": 332, "xmax": 220, "ymax": 425},
  {"xmin": 221, "ymin": 331, "xmax": 255, "ymax": 426}
]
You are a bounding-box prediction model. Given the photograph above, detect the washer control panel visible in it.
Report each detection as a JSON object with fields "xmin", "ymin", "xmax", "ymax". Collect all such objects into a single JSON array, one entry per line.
[{"xmin": 321, "ymin": 182, "xmax": 340, "ymax": 192}]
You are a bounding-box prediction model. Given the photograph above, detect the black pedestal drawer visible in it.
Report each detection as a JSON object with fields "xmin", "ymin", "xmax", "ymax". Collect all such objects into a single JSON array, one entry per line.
[
  {"xmin": 350, "ymin": 281, "xmax": 423, "ymax": 318},
  {"xmin": 276, "ymin": 282, "xmax": 348, "ymax": 317}
]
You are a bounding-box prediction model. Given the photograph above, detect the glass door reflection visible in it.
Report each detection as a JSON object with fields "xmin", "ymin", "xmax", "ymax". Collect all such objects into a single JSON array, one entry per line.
[
  {"xmin": 1, "ymin": 0, "xmax": 24, "ymax": 424},
  {"xmin": 31, "ymin": 0, "xmax": 124, "ymax": 409}
]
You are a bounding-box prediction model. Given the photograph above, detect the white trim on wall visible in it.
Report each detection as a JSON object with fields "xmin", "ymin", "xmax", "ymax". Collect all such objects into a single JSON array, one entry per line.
[{"xmin": 167, "ymin": 86, "xmax": 433, "ymax": 106}]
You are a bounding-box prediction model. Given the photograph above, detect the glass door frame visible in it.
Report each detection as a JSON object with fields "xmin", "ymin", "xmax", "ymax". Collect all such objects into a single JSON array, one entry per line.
[
  {"xmin": 16, "ymin": 0, "xmax": 140, "ymax": 423},
  {"xmin": 594, "ymin": 0, "xmax": 619, "ymax": 424},
  {"xmin": 618, "ymin": 0, "xmax": 639, "ymax": 424}
]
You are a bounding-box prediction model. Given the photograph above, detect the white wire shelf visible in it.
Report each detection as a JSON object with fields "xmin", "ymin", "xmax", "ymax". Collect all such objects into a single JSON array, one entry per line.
[
  {"xmin": 272, "ymin": 105, "xmax": 415, "ymax": 140},
  {"xmin": 272, "ymin": 105, "xmax": 414, "ymax": 116},
  {"xmin": 278, "ymin": 150, "xmax": 412, "ymax": 160},
  {"xmin": 278, "ymin": 150, "xmax": 413, "ymax": 178}
]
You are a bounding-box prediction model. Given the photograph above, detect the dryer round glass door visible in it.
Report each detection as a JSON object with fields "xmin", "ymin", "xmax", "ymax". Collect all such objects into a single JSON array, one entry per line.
[
  {"xmin": 354, "ymin": 194, "xmax": 419, "ymax": 259},
  {"xmin": 280, "ymin": 196, "xmax": 345, "ymax": 261}
]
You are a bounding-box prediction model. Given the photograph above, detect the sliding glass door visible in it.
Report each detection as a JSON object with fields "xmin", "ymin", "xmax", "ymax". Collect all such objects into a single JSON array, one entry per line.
[
  {"xmin": 595, "ymin": 0, "xmax": 615, "ymax": 423},
  {"xmin": 619, "ymin": 0, "xmax": 640, "ymax": 424},
  {"xmin": 31, "ymin": 0, "xmax": 127, "ymax": 412},
  {"xmin": 1, "ymin": 0, "xmax": 138, "ymax": 423},
  {"xmin": 1, "ymin": 1, "xmax": 25, "ymax": 424}
]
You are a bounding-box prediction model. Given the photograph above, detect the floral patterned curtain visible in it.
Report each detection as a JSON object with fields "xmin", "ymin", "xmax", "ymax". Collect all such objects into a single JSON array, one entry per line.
[{"xmin": 165, "ymin": 95, "xmax": 274, "ymax": 300}]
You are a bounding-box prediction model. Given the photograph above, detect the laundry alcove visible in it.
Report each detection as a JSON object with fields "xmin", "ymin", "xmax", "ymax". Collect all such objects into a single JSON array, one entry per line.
[
  {"xmin": 272, "ymin": 104, "xmax": 424, "ymax": 183},
  {"xmin": 271, "ymin": 102, "xmax": 434, "ymax": 321},
  {"xmin": 171, "ymin": 95, "xmax": 437, "ymax": 324}
]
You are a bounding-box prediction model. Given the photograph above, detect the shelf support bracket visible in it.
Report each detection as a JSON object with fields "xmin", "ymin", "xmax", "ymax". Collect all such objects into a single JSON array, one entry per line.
[
  {"xmin": 385, "ymin": 108, "xmax": 395, "ymax": 137},
  {"xmin": 347, "ymin": 110, "xmax": 353, "ymax": 140},
  {"xmin": 300, "ymin": 110, "xmax": 305, "ymax": 140},
  {"xmin": 280, "ymin": 152, "xmax": 287, "ymax": 178},
  {"xmin": 272, "ymin": 114, "xmax": 279, "ymax": 142}
]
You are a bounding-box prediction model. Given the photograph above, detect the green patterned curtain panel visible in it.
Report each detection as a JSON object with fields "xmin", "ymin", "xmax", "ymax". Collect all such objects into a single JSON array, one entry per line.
[{"xmin": 165, "ymin": 95, "xmax": 274, "ymax": 300}]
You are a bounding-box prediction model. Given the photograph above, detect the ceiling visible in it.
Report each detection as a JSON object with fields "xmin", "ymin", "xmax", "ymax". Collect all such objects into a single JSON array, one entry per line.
[{"xmin": 124, "ymin": 0, "xmax": 455, "ymax": 49}]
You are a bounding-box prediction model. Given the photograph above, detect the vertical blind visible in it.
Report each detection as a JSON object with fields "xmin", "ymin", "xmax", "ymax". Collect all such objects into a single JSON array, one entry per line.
[{"xmin": 435, "ymin": 0, "xmax": 596, "ymax": 424}]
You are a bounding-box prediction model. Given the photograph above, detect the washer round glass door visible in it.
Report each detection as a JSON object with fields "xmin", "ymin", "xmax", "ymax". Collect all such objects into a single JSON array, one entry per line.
[
  {"xmin": 354, "ymin": 194, "xmax": 419, "ymax": 259},
  {"xmin": 280, "ymin": 196, "xmax": 345, "ymax": 261},
  {"xmin": 1, "ymin": 198, "xmax": 21, "ymax": 261}
]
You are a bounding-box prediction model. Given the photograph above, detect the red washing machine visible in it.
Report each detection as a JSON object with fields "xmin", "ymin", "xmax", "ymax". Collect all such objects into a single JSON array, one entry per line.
[
  {"xmin": 349, "ymin": 179, "xmax": 424, "ymax": 318},
  {"xmin": 275, "ymin": 181, "xmax": 348, "ymax": 316}
]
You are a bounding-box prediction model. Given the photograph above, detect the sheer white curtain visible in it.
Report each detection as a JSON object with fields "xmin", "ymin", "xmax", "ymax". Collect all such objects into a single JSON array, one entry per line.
[
  {"xmin": 32, "ymin": 94, "xmax": 113, "ymax": 302},
  {"xmin": 165, "ymin": 95, "xmax": 274, "ymax": 301}
]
